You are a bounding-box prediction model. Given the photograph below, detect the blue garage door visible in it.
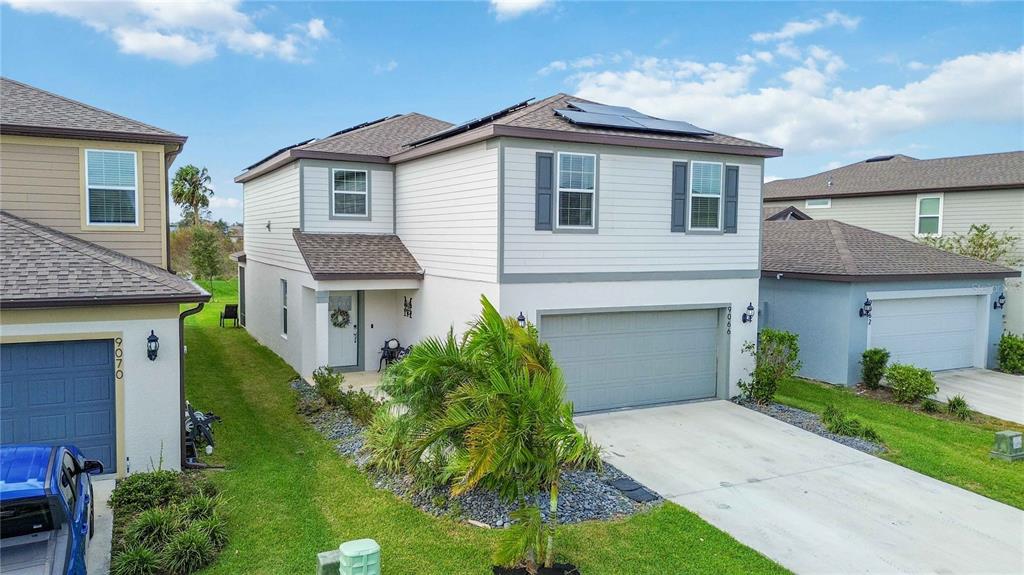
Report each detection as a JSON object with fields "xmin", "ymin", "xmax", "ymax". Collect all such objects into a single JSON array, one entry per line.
[{"xmin": 1, "ymin": 340, "xmax": 116, "ymax": 469}]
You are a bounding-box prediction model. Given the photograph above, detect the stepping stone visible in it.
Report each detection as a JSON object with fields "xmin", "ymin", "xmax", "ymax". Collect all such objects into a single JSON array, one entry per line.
[{"xmin": 608, "ymin": 478, "xmax": 641, "ymax": 491}]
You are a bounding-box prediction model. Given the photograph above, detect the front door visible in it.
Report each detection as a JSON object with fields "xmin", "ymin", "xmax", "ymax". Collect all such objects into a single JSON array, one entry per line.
[{"xmin": 327, "ymin": 291, "xmax": 359, "ymax": 367}]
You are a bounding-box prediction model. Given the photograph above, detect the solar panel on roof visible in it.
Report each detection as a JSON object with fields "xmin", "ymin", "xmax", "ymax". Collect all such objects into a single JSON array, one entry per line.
[
  {"xmin": 555, "ymin": 104, "xmax": 714, "ymax": 137},
  {"xmin": 556, "ymin": 109, "xmax": 646, "ymax": 129},
  {"xmin": 629, "ymin": 116, "xmax": 713, "ymax": 136},
  {"xmin": 567, "ymin": 101, "xmax": 645, "ymax": 117},
  {"xmin": 406, "ymin": 98, "xmax": 534, "ymax": 147}
]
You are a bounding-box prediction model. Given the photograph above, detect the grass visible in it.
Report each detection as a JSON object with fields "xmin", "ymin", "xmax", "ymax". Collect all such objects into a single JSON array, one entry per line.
[
  {"xmin": 184, "ymin": 282, "xmax": 787, "ymax": 574},
  {"xmin": 776, "ymin": 378, "xmax": 1024, "ymax": 509}
]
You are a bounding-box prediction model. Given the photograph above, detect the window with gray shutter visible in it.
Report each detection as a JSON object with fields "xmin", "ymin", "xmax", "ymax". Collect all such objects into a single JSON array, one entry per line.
[
  {"xmin": 671, "ymin": 162, "xmax": 687, "ymax": 232},
  {"xmin": 535, "ymin": 152, "xmax": 553, "ymax": 230},
  {"xmin": 724, "ymin": 165, "xmax": 739, "ymax": 234}
]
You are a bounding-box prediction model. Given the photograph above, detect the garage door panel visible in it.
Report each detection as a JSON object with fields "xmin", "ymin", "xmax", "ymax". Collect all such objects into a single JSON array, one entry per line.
[{"xmin": 871, "ymin": 296, "xmax": 980, "ymax": 372}]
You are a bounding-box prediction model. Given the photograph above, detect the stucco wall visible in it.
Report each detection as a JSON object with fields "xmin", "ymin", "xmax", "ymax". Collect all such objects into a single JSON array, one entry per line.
[
  {"xmin": 1, "ymin": 304, "xmax": 183, "ymax": 475},
  {"xmin": 241, "ymin": 258, "xmax": 313, "ymax": 376}
]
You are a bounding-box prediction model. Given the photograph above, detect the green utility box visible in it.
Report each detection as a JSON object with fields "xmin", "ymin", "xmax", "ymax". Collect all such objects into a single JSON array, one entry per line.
[
  {"xmin": 991, "ymin": 430, "xmax": 1024, "ymax": 462},
  {"xmin": 339, "ymin": 538, "xmax": 381, "ymax": 575}
]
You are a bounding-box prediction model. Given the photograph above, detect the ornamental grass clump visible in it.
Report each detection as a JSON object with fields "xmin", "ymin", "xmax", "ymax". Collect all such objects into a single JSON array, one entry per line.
[{"xmin": 946, "ymin": 394, "xmax": 972, "ymax": 421}]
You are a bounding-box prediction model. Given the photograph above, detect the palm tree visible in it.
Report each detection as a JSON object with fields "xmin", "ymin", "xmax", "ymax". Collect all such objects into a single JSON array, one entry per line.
[{"xmin": 171, "ymin": 165, "xmax": 213, "ymax": 226}]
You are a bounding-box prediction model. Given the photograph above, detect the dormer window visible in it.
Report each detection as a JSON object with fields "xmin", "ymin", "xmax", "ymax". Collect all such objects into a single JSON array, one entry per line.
[{"xmin": 85, "ymin": 149, "xmax": 138, "ymax": 225}]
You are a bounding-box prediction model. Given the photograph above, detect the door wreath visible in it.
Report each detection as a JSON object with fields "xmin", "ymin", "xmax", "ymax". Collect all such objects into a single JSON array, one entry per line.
[{"xmin": 330, "ymin": 307, "xmax": 351, "ymax": 328}]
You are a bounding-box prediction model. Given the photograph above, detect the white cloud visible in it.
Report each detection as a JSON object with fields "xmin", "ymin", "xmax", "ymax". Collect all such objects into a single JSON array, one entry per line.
[
  {"xmin": 537, "ymin": 54, "xmax": 605, "ymax": 75},
  {"xmin": 564, "ymin": 47, "xmax": 1023, "ymax": 154},
  {"xmin": 209, "ymin": 197, "xmax": 241, "ymax": 210},
  {"xmin": 1, "ymin": 0, "xmax": 327, "ymax": 64},
  {"xmin": 775, "ymin": 42, "xmax": 802, "ymax": 60},
  {"xmin": 751, "ymin": 10, "xmax": 861, "ymax": 42},
  {"xmin": 490, "ymin": 0, "xmax": 551, "ymax": 21},
  {"xmin": 374, "ymin": 60, "xmax": 399, "ymax": 74},
  {"xmin": 907, "ymin": 61, "xmax": 930, "ymax": 71}
]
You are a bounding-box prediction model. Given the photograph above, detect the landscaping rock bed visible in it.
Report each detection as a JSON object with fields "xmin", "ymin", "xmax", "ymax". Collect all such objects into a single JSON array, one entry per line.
[
  {"xmin": 292, "ymin": 380, "xmax": 660, "ymax": 527},
  {"xmin": 733, "ymin": 397, "xmax": 886, "ymax": 454}
]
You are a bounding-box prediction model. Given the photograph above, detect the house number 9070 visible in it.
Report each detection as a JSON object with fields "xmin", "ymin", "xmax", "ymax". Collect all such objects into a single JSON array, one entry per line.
[{"xmin": 114, "ymin": 337, "xmax": 124, "ymax": 381}]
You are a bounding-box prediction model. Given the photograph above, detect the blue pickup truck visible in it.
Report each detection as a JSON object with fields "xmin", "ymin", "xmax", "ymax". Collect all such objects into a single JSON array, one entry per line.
[{"xmin": 0, "ymin": 445, "xmax": 104, "ymax": 575}]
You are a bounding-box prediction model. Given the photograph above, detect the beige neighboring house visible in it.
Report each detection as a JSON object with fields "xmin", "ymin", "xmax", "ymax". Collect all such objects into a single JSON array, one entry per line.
[
  {"xmin": 764, "ymin": 152, "xmax": 1024, "ymax": 335},
  {"xmin": 0, "ymin": 77, "xmax": 209, "ymax": 476}
]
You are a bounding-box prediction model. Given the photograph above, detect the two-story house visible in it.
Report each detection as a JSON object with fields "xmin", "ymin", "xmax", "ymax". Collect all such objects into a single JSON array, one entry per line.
[
  {"xmin": 235, "ymin": 95, "xmax": 782, "ymax": 412},
  {"xmin": 0, "ymin": 78, "xmax": 209, "ymax": 475},
  {"xmin": 763, "ymin": 152, "xmax": 1024, "ymax": 335}
]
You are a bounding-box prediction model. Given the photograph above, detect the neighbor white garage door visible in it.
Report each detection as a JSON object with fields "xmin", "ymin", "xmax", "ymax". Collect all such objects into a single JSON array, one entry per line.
[
  {"xmin": 540, "ymin": 309, "xmax": 720, "ymax": 412},
  {"xmin": 870, "ymin": 295, "xmax": 981, "ymax": 372}
]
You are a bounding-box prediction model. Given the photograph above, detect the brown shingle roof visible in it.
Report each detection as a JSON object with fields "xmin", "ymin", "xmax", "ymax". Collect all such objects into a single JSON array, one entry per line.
[
  {"xmin": 764, "ymin": 152, "xmax": 1024, "ymax": 200},
  {"xmin": 292, "ymin": 231, "xmax": 423, "ymax": 280},
  {"xmin": 763, "ymin": 205, "xmax": 812, "ymax": 221},
  {"xmin": 299, "ymin": 113, "xmax": 453, "ymax": 157},
  {"xmin": 762, "ymin": 219, "xmax": 1019, "ymax": 282},
  {"xmin": 1, "ymin": 211, "xmax": 209, "ymax": 308},
  {"xmin": 0, "ymin": 77, "xmax": 186, "ymax": 145}
]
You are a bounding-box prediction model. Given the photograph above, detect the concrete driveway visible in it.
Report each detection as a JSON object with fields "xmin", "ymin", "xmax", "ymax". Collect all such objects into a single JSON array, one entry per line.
[
  {"xmin": 86, "ymin": 478, "xmax": 114, "ymax": 575},
  {"xmin": 578, "ymin": 401, "xmax": 1024, "ymax": 575},
  {"xmin": 932, "ymin": 368, "xmax": 1023, "ymax": 424}
]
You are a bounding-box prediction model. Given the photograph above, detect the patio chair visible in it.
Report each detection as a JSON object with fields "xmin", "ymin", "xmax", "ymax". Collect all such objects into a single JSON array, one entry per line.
[
  {"xmin": 378, "ymin": 338, "xmax": 411, "ymax": 371},
  {"xmin": 220, "ymin": 304, "xmax": 239, "ymax": 328}
]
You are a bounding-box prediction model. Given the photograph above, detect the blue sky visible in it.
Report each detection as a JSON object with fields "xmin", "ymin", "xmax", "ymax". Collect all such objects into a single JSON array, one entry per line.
[{"xmin": 2, "ymin": 1, "xmax": 1022, "ymax": 224}]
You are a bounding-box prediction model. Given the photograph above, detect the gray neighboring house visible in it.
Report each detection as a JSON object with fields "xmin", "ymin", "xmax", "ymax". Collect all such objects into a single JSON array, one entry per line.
[
  {"xmin": 760, "ymin": 219, "xmax": 1019, "ymax": 386},
  {"xmin": 763, "ymin": 151, "xmax": 1024, "ymax": 335}
]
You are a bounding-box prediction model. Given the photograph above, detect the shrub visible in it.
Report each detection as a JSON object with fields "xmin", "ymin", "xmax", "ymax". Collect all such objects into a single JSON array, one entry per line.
[
  {"xmin": 178, "ymin": 494, "xmax": 221, "ymax": 522},
  {"xmin": 193, "ymin": 514, "xmax": 228, "ymax": 549},
  {"xmin": 997, "ymin": 332, "xmax": 1024, "ymax": 375},
  {"xmin": 860, "ymin": 348, "xmax": 890, "ymax": 389},
  {"xmin": 161, "ymin": 526, "xmax": 215, "ymax": 575},
  {"xmin": 312, "ymin": 366, "xmax": 345, "ymax": 407},
  {"xmin": 110, "ymin": 470, "xmax": 183, "ymax": 516},
  {"xmin": 125, "ymin": 507, "xmax": 180, "ymax": 550},
  {"xmin": 885, "ymin": 363, "xmax": 937, "ymax": 403},
  {"xmin": 821, "ymin": 403, "xmax": 882, "ymax": 444},
  {"xmin": 822, "ymin": 404, "xmax": 844, "ymax": 429},
  {"xmin": 338, "ymin": 386, "xmax": 382, "ymax": 425},
  {"xmin": 110, "ymin": 544, "xmax": 161, "ymax": 575},
  {"xmin": 860, "ymin": 426, "xmax": 883, "ymax": 443},
  {"xmin": 920, "ymin": 398, "xmax": 940, "ymax": 413},
  {"xmin": 364, "ymin": 407, "xmax": 415, "ymax": 474},
  {"xmin": 738, "ymin": 329, "xmax": 802, "ymax": 404},
  {"xmin": 946, "ymin": 394, "xmax": 972, "ymax": 421}
]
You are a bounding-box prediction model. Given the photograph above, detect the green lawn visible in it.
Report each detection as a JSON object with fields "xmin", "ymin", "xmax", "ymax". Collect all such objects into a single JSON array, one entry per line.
[
  {"xmin": 184, "ymin": 282, "xmax": 787, "ymax": 575},
  {"xmin": 776, "ymin": 378, "xmax": 1024, "ymax": 509}
]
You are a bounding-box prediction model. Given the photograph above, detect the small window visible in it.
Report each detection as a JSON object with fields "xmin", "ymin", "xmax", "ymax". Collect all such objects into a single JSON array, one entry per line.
[
  {"xmin": 280, "ymin": 279, "xmax": 288, "ymax": 336},
  {"xmin": 86, "ymin": 149, "xmax": 138, "ymax": 225},
  {"xmin": 332, "ymin": 169, "xmax": 368, "ymax": 217},
  {"xmin": 916, "ymin": 195, "xmax": 942, "ymax": 236},
  {"xmin": 689, "ymin": 162, "xmax": 723, "ymax": 230},
  {"xmin": 556, "ymin": 152, "xmax": 596, "ymax": 228},
  {"xmin": 805, "ymin": 198, "xmax": 831, "ymax": 209}
]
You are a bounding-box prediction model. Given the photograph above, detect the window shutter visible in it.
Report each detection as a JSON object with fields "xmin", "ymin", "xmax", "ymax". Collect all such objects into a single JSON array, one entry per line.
[
  {"xmin": 724, "ymin": 165, "xmax": 739, "ymax": 234},
  {"xmin": 671, "ymin": 162, "xmax": 687, "ymax": 232},
  {"xmin": 535, "ymin": 152, "xmax": 554, "ymax": 230}
]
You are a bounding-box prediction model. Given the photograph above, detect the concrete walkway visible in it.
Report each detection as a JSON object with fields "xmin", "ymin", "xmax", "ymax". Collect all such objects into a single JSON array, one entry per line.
[
  {"xmin": 578, "ymin": 401, "xmax": 1024, "ymax": 575},
  {"xmin": 86, "ymin": 478, "xmax": 115, "ymax": 575},
  {"xmin": 933, "ymin": 368, "xmax": 1023, "ymax": 424}
]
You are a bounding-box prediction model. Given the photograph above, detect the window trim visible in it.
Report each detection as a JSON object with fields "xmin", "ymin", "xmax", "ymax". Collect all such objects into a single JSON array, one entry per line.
[
  {"xmin": 804, "ymin": 198, "xmax": 832, "ymax": 209},
  {"xmin": 554, "ymin": 151, "xmax": 598, "ymax": 231},
  {"xmin": 84, "ymin": 148, "xmax": 140, "ymax": 228},
  {"xmin": 687, "ymin": 161, "xmax": 724, "ymax": 232},
  {"xmin": 915, "ymin": 193, "xmax": 943, "ymax": 237},
  {"xmin": 280, "ymin": 279, "xmax": 288, "ymax": 338},
  {"xmin": 330, "ymin": 168, "xmax": 370, "ymax": 219}
]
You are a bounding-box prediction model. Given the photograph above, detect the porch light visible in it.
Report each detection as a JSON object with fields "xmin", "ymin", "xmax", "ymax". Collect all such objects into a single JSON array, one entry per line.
[
  {"xmin": 741, "ymin": 303, "xmax": 755, "ymax": 323},
  {"xmin": 994, "ymin": 292, "xmax": 1006, "ymax": 310},
  {"xmin": 859, "ymin": 298, "xmax": 872, "ymax": 318},
  {"xmin": 146, "ymin": 330, "xmax": 160, "ymax": 361},
  {"xmin": 517, "ymin": 311, "xmax": 527, "ymax": 328}
]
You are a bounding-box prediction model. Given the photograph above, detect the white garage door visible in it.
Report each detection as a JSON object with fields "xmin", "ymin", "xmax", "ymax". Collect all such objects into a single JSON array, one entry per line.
[
  {"xmin": 540, "ymin": 308, "xmax": 720, "ymax": 412},
  {"xmin": 871, "ymin": 296, "xmax": 980, "ymax": 372}
]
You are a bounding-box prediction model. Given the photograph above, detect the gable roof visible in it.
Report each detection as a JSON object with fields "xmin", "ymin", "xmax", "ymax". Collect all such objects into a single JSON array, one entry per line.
[
  {"xmin": 292, "ymin": 231, "xmax": 423, "ymax": 280},
  {"xmin": 763, "ymin": 205, "xmax": 813, "ymax": 221},
  {"xmin": 0, "ymin": 211, "xmax": 209, "ymax": 309},
  {"xmin": 0, "ymin": 77, "xmax": 186, "ymax": 146},
  {"xmin": 764, "ymin": 151, "xmax": 1024, "ymax": 201},
  {"xmin": 762, "ymin": 219, "xmax": 1019, "ymax": 282}
]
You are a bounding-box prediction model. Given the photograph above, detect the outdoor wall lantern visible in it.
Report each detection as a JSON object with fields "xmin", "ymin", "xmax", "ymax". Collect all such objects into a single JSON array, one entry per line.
[
  {"xmin": 741, "ymin": 303, "xmax": 755, "ymax": 323},
  {"xmin": 859, "ymin": 298, "xmax": 872, "ymax": 318},
  {"xmin": 146, "ymin": 330, "xmax": 160, "ymax": 361},
  {"xmin": 994, "ymin": 292, "xmax": 1006, "ymax": 310},
  {"xmin": 517, "ymin": 312, "xmax": 527, "ymax": 328}
]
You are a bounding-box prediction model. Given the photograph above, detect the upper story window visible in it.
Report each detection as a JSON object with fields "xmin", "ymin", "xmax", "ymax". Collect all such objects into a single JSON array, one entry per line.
[
  {"xmin": 557, "ymin": 152, "xmax": 596, "ymax": 228},
  {"xmin": 805, "ymin": 198, "xmax": 831, "ymax": 209},
  {"xmin": 916, "ymin": 195, "xmax": 942, "ymax": 236},
  {"xmin": 332, "ymin": 169, "xmax": 368, "ymax": 217},
  {"xmin": 689, "ymin": 161, "xmax": 723, "ymax": 231},
  {"xmin": 86, "ymin": 149, "xmax": 138, "ymax": 225}
]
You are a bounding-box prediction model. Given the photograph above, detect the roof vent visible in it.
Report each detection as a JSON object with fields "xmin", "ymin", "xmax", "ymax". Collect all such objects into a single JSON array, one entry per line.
[
  {"xmin": 827, "ymin": 177, "xmax": 833, "ymax": 188},
  {"xmin": 865, "ymin": 155, "xmax": 896, "ymax": 163}
]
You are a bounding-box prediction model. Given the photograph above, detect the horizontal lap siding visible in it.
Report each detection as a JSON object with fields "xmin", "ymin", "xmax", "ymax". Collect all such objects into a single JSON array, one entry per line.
[
  {"xmin": 503, "ymin": 143, "xmax": 763, "ymax": 274},
  {"xmin": 0, "ymin": 142, "xmax": 166, "ymax": 267},
  {"xmin": 243, "ymin": 163, "xmax": 305, "ymax": 272},
  {"xmin": 301, "ymin": 164, "xmax": 394, "ymax": 234},
  {"xmin": 395, "ymin": 142, "xmax": 498, "ymax": 282}
]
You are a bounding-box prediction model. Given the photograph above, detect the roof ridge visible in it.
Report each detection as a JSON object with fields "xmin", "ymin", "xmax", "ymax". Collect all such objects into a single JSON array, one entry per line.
[
  {"xmin": 299, "ymin": 112, "xmax": 454, "ymax": 150},
  {"xmin": 0, "ymin": 211, "xmax": 196, "ymax": 292},
  {"xmin": 1, "ymin": 77, "xmax": 180, "ymax": 137},
  {"xmin": 826, "ymin": 219, "xmax": 859, "ymax": 275},
  {"xmin": 493, "ymin": 93, "xmax": 571, "ymax": 125}
]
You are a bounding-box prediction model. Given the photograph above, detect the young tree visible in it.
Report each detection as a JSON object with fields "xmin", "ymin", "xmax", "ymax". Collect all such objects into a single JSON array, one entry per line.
[
  {"xmin": 919, "ymin": 224, "xmax": 1022, "ymax": 267},
  {"xmin": 171, "ymin": 165, "xmax": 213, "ymax": 226},
  {"xmin": 190, "ymin": 224, "xmax": 224, "ymax": 292}
]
